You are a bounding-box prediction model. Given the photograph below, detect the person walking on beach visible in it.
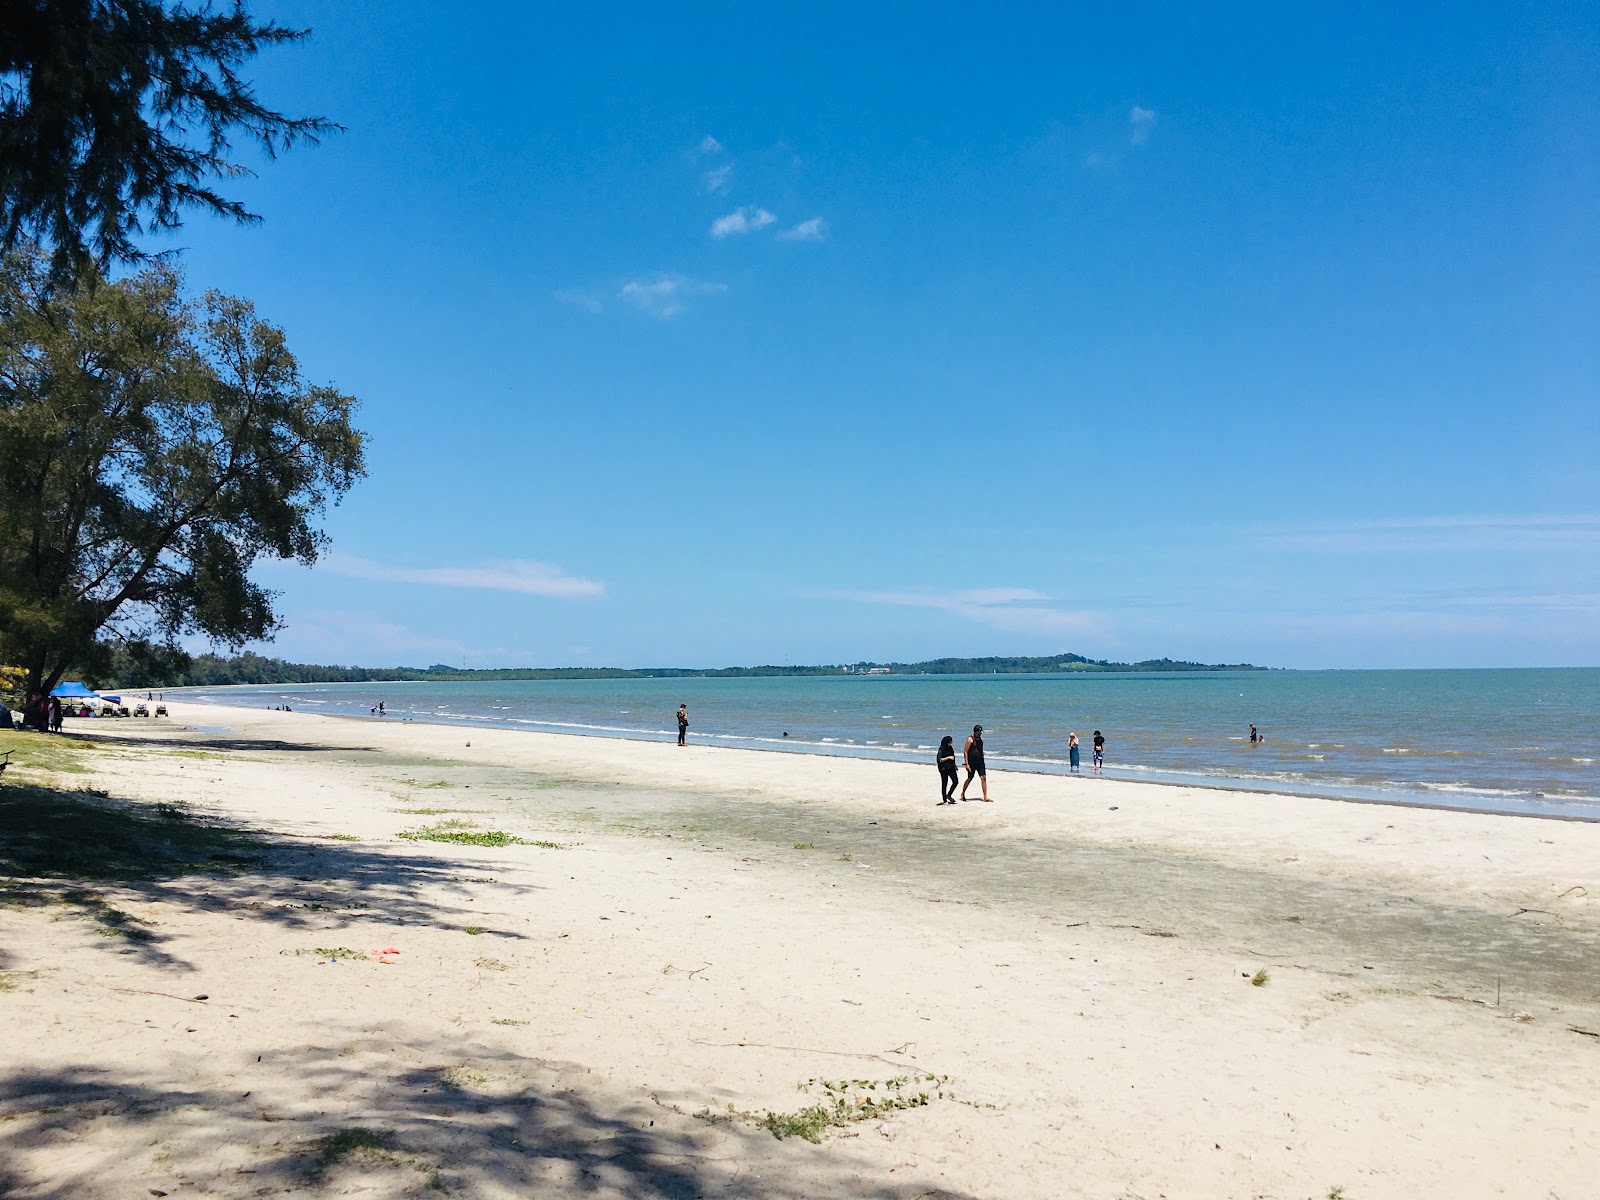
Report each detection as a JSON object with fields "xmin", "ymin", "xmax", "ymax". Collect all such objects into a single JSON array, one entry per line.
[
  {"xmin": 676, "ymin": 704, "xmax": 689, "ymax": 747},
  {"xmin": 959, "ymin": 725, "xmax": 991, "ymax": 802},
  {"xmin": 1068, "ymin": 732, "xmax": 1081, "ymax": 773},
  {"xmin": 935, "ymin": 736, "xmax": 960, "ymax": 805},
  {"xmin": 1092, "ymin": 730, "xmax": 1105, "ymax": 774}
]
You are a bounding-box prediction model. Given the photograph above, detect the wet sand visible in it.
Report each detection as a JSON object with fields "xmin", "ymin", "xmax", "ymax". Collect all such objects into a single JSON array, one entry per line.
[{"xmin": 1, "ymin": 702, "xmax": 1596, "ymax": 1198}]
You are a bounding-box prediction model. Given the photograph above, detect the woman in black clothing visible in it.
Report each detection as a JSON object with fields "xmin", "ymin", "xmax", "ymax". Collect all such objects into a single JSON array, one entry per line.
[
  {"xmin": 935, "ymin": 736, "xmax": 959, "ymax": 804},
  {"xmin": 959, "ymin": 724, "xmax": 991, "ymax": 802}
]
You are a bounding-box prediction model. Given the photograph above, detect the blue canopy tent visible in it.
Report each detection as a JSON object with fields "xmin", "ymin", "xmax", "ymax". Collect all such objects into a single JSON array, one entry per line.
[{"xmin": 49, "ymin": 682, "xmax": 99, "ymax": 700}]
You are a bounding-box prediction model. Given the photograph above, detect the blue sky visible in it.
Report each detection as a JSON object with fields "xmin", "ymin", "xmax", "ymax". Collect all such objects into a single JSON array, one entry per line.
[{"xmin": 165, "ymin": 2, "xmax": 1598, "ymax": 669}]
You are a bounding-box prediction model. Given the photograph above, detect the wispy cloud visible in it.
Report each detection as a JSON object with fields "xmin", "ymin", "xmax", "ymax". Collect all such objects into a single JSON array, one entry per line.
[
  {"xmin": 321, "ymin": 555, "xmax": 605, "ymax": 598},
  {"xmin": 618, "ymin": 272, "xmax": 727, "ymax": 318},
  {"xmin": 778, "ymin": 216, "xmax": 828, "ymax": 242},
  {"xmin": 1129, "ymin": 106, "xmax": 1157, "ymax": 145},
  {"xmin": 553, "ymin": 288, "xmax": 603, "ymax": 314},
  {"xmin": 710, "ymin": 206, "xmax": 777, "ymax": 238},
  {"xmin": 823, "ymin": 587, "xmax": 1096, "ymax": 637},
  {"xmin": 698, "ymin": 135, "xmax": 723, "ymax": 155},
  {"xmin": 702, "ymin": 162, "xmax": 734, "ymax": 194},
  {"xmin": 1251, "ymin": 514, "xmax": 1600, "ymax": 554}
]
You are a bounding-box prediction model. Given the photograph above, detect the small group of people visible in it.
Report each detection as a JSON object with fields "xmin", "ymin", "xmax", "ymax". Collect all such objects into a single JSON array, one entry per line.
[
  {"xmin": 936, "ymin": 726, "xmax": 1108, "ymax": 804},
  {"xmin": 12, "ymin": 693, "xmax": 65, "ymax": 733},
  {"xmin": 1066, "ymin": 730, "xmax": 1106, "ymax": 775},
  {"xmin": 935, "ymin": 725, "xmax": 991, "ymax": 803}
]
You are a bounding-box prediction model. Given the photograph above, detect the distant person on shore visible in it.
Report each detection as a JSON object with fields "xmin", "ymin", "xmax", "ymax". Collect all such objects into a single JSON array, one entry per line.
[
  {"xmin": 1068, "ymin": 732, "xmax": 1081, "ymax": 773},
  {"xmin": 936, "ymin": 736, "xmax": 960, "ymax": 805},
  {"xmin": 959, "ymin": 725, "xmax": 991, "ymax": 802},
  {"xmin": 378, "ymin": 701, "xmax": 385, "ymax": 716},
  {"xmin": 677, "ymin": 704, "xmax": 689, "ymax": 747},
  {"xmin": 1092, "ymin": 730, "xmax": 1105, "ymax": 774},
  {"xmin": 1249, "ymin": 723, "xmax": 1260, "ymax": 745}
]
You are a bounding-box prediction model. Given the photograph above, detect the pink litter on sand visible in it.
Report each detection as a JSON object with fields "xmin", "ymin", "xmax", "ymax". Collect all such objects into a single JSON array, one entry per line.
[{"xmin": 368, "ymin": 947, "xmax": 401, "ymax": 964}]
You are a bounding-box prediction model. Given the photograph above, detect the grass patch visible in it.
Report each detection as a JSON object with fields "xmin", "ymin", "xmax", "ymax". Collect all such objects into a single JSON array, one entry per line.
[
  {"xmin": 391, "ymin": 807, "xmax": 481, "ymax": 816},
  {"xmin": 314, "ymin": 1127, "xmax": 394, "ymax": 1170},
  {"xmin": 0, "ymin": 785, "xmax": 262, "ymax": 883},
  {"xmin": 1251, "ymin": 969, "xmax": 1270, "ymax": 987},
  {"xmin": 325, "ymin": 833, "xmax": 360, "ymax": 842},
  {"xmin": 792, "ymin": 842, "xmax": 815, "ymax": 851},
  {"xmin": 693, "ymin": 1075, "xmax": 950, "ymax": 1145},
  {"xmin": 0, "ymin": 731, "xmax": 97, "ymax": 776},
  {"xmin": 491, "ymin": 1017, "xmax": 527, "ymax": 1026},
  {"xmin": 463, "ymin": 925, "xmax": 485, "ymax": 936},
  {"xmin": 283, "ymin": 946, "xmax": 366, "ymax": 960},
  {"xmin": 439, "ymin": 1065, "xmax": 489, "ymax": 1089},
  {"xmin": 165, "ymin": 750, "xmax": 223, "ymax": 761},
  {"xmin": 397, "ymin": 824, "xmax": 527, "ymax": 848}
]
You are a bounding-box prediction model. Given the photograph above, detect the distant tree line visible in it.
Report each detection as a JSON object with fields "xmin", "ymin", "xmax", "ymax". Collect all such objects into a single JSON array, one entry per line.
[{"xmin": 88, "ymin": 650, "xmax": 1265, "ymax": 690}]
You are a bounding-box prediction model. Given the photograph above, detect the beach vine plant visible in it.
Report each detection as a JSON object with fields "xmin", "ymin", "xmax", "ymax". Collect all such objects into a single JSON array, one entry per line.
[{"xmin": 681, "ymin": 1074, "xmax": 951, "ymax": 1144}]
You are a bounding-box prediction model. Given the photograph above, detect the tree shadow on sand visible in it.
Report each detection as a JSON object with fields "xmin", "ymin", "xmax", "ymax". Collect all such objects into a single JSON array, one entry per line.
[
  {"xmin": 0, "ymin": 1032, "xmax": 975, "ymax": 1200},
  {"xmin": 0, "ymin": 783, "xmax": 527, "ymax": 972}
]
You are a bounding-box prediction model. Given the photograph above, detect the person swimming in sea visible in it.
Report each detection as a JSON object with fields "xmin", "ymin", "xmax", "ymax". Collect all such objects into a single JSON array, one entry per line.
[
  {"xmin": 959, "ymin": 724, "xmax": 991, "ymax": 802},
  {"xmin": 935, "ymin": 736, "xmax": 960, "ymax": 805}
]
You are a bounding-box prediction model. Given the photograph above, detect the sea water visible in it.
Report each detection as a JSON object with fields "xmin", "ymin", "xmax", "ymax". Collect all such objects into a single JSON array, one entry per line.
[{"xmin": 174, "ymin": 668, "xmax": 1600, "ymax": 820}]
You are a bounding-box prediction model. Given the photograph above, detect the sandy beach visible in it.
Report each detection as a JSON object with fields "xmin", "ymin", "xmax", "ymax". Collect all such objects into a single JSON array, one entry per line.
[{"xmin": 1, "ymin": 702, "xmax": 1596, "ymax": 1199}]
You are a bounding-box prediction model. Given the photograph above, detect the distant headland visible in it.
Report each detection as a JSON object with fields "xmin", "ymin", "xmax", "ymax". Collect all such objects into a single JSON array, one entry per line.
[{"xmin": 109, "ymin": 651, "xmax": 1267, "ymax": 689}]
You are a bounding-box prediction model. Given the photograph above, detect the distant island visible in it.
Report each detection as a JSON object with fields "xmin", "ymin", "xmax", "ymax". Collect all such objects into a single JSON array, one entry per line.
[{"xmin": 104, "ymin": 651, "xmax": 1266, "ymax": 689}]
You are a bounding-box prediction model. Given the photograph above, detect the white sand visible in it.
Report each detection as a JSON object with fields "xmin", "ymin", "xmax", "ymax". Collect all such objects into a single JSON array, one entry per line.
[{"xmin": 1, "ymin": 702, "xmax": 1596, "ymax": 1199}]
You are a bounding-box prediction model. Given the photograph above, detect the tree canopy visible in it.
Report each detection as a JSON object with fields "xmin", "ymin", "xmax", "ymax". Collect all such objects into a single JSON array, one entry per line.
[
  {"xmin": 0, "ymin": 248, "xmax": 366, "ymax": 696},
  {"xmin": 0, "ymin": 0, "xmax": 333, "ymax": 270}
]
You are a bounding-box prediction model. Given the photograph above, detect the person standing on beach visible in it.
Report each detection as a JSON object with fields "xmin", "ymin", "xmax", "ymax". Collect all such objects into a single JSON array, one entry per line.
[
  {"xmin": 1092, "ymin": 730, "xmax": 1105, "ymax": 774},
  {"xmin": 1068, "ymin": 732, "xmax": 1081, "ymax": 773},
  {"xmin": 959, "ymin": 724, "xmax": 991, "ymax": 802},
  {"xmin": 935, "ymin": 736, "xmax": 960, "ymax": 805},
  {"xmin": 676, "ymin": 704, "xmax": 689, "ymax": 747}
]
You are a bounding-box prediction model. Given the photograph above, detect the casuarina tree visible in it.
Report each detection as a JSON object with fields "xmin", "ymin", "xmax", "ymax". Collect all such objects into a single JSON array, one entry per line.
[
  {"xmin": 0, "ymin": 248, "xmax": 366, "ymax": 697},
  {"xmin": 1, "ymin": 0, "xmax": 334, "ymax": 271}
]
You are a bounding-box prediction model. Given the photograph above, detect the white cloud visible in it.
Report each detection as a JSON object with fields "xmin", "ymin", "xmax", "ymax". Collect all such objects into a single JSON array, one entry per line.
[
  {"xmin": 1251, "ymin": 514, "xmax": 1600, "ymax": 554},
  {"xmin": 778, "ymin": 216, "xmax": 828, "ymax": 242},
  {"xmin": 710, "ymin": 206, "xmax": 777, "ymax": 238},
  {"xmin": 553, "ymin": 288, "xmax": 602, "ymax": 314},
  {"xmin": 320, "ymin": 555, "xmax": 605, "ymax": 598},
  {"xmin": 699, "ymin": 135, "xmax": 723, "ymax": 155},
  {"xmin": 1129, "ymin": 106, "xmax": 1157, "ymax": 145},
  {"xmin": 702, "ymin": 162, "xmax": 734, "ymax": 193},
  {"xmin": 824, "ymin": 587, "xmax": 1096, "ymax": 637},
  {"xmin": 618, "ymin": 272, "xmax": 727, "ymax": 318}
]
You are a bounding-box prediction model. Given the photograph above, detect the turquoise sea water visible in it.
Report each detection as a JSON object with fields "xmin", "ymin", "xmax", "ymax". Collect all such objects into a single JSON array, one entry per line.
[{"xmin": 177, "ymin": 669, "xmax": 1600, "ymax": 819}]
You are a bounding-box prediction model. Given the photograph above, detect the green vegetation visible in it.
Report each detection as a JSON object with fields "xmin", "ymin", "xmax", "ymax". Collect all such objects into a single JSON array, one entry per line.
[
  {"xmin": 754, "ymin": 1075, "xmax": 949, "ymax": 1143},
  {"xmin": 491, "ymin": 1017, "xmax": 527, "ymax": 1026},
  {"xmin": 396, "ymin": 823, "xmax": 528, "ymax": 848},
  {"xmin": 285, "ymin": 947, "xmax": 364, "ymax": 961},
  {"xmin": 325, "ymin": 833, "xmax": 360, "ymax": 842},
  {"xmin": 463, "ymin": 925, "xmax": 484, "ymax": 936},
  {"xmin": 1251, "ymin": 969, "xmax": 1270, "ymax": 987},
  {"xmin": 93, "ymin": 649, "xmax": 1268, "ymax": 689},
  {"xmin": 792, "ymin": 842, "xmax": 815, "ymax": 850},
  {"xmin": 314, "ymin": 1127, "xmax": 393, "ymax": 1171},
  {"xmin": 0, "ymin": 249, "xmax": 364, "ymax": 701},
  {"xmin": 0, "ymin": 784, "xmax": 260, "ymax": 882}
]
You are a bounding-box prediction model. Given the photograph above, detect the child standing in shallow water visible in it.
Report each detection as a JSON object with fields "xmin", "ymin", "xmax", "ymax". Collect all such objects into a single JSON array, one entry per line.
[{"xmin": 1068, "ymin": 732, "xmax": 1081, "ymax": 773}]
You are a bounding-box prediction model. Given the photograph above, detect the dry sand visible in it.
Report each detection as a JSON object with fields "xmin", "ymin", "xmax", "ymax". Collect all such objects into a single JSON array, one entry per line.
[{"xmin": 1, "ymin": 702, "xmax": 1596, "ymax": 1199}]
